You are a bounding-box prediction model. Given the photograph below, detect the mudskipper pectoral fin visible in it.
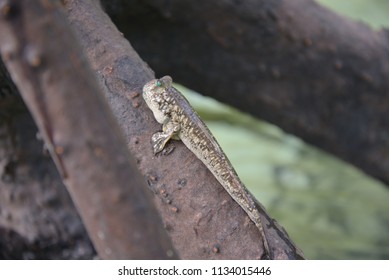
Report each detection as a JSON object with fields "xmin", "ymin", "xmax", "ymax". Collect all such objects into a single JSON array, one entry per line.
[
  {"xmin": 151, "ymin": 131, "xmax": 172, "ymax": 154},
  {"xmin": 151, "ymin": 120, "xmax": 181, "ymax": 154}
]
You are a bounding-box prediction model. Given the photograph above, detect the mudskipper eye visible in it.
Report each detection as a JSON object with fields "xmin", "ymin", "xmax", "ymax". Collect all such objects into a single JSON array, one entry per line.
[{"xmin": 156, "ymin": 80, "xmax": 162, "ymax": 87}]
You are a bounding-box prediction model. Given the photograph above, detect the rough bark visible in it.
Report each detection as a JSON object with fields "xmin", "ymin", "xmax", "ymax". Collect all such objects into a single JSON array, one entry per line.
[
  {"xmin": 103, "ymin": 0, "xmax": 389, "ymax": 187},
  {"xmin": 0, "ymin": 60, "xmax": 95, "ymax": 259},
  {"xmin": 0, "ymin": 0, "xmax": 176, "ymax": 259}
]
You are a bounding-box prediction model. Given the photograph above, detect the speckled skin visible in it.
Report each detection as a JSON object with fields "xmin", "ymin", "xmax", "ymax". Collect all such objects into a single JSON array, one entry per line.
[{"xmin": 143, "ymin": 76, "xmax": 271, "ymax": 258}]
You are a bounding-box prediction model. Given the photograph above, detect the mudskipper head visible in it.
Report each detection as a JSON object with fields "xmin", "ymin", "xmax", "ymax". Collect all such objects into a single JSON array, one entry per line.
[
  {"xmin": 142, "ymin": 76, "xmax": 173, "ymax": 124},
  {"xmin": 143, "ymin": 76, "xmax": 172, "ymax": 103}
]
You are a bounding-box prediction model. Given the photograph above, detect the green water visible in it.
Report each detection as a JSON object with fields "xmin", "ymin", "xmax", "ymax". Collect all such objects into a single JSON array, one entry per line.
[{"xmin": 316, "ymin": 0, "xmax": 389, "ymax": 29}]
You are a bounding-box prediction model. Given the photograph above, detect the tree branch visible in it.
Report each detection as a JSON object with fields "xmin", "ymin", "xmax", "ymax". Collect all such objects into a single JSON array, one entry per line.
[
  {"xmin": 0, "ymin": 62, "xmax": 95, "ymax": 258},
  {"xmin": 0, "ymin": 0, "xmax": 176, "ymax": 259}
]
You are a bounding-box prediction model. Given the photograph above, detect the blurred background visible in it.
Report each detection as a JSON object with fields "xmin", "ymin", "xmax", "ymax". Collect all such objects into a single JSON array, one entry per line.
[{"xmin": 176, "ymin": 0, "xmax": 389, "ymax": 259}]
